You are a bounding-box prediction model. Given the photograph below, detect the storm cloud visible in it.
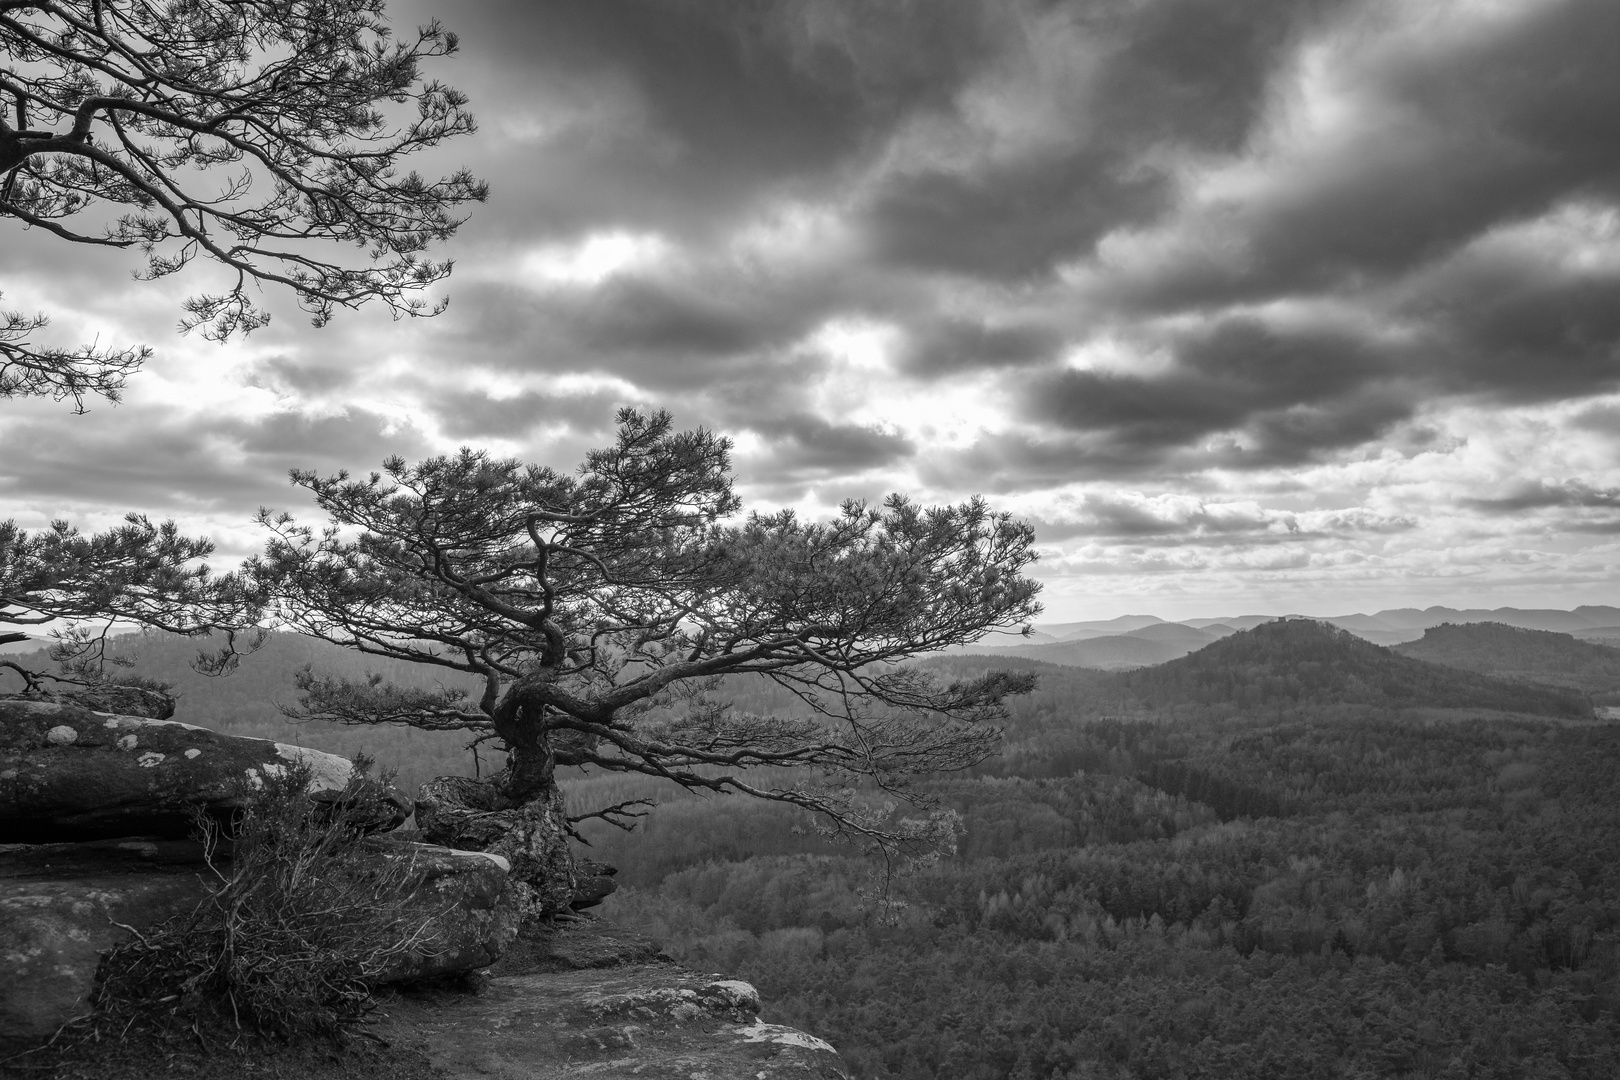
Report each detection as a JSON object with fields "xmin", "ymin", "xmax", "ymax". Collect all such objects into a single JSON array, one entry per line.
[{"xmin": 3, "ymin": 0, "xmax": 1619, "ymax": 617}]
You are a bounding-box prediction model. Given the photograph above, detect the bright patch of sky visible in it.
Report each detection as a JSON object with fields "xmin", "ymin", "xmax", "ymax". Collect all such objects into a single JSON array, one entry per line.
[{"xmin": 4, "ymin": 0, "xmax": 1618, "ymax": 621}]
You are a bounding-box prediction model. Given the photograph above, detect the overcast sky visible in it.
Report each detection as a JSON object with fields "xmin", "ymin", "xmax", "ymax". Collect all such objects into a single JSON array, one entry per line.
[{"xmin": 4, "ymin": 0, "xmax": 1619, "ymax": 622}]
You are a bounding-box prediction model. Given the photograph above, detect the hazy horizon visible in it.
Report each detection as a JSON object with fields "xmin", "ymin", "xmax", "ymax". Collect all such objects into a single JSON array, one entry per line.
[{"xmin": 1038, "ymin": 596, "xmax": 1620, "ymax": 624}]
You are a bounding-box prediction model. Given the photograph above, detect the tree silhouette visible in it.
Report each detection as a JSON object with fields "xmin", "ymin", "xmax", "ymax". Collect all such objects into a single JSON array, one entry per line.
[
  {"xmin": 0, "ymin": 0, "xmax": 486, "ymax": 407},
  {"xmin": 252, "ymin": 409, "xmax": 1044, "ymax": 915},
  {"xmin": 0, "ymin": 513, "xmax": 251, "ymax": 695}
]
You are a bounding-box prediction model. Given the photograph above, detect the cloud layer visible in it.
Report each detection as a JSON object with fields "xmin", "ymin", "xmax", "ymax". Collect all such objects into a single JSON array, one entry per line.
[{"xmin": 3, "ymin": 0, "xmax": 1619, "ymax": 618}]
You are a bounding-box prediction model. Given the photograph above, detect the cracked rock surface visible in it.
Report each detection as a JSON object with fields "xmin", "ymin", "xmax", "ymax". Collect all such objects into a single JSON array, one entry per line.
[{"xmin": 372, "ymin": 921, "xmax": 851, "ymax": 1079}]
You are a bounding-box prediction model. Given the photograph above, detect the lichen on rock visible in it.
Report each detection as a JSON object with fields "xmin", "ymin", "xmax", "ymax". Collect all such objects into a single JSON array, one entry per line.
[
  {"xmin": 0, "ymin": 699, "xmax": 410, "ymax": 841},
  {"xmin": 372, "ymin": 921, "xmax": 852, "ymax": 1079}
]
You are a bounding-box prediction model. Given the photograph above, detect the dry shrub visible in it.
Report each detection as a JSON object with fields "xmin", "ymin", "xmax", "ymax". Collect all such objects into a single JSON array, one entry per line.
[{"xmin": 91, "ymin": 756, "xmax": 442, "ymax": 1047}]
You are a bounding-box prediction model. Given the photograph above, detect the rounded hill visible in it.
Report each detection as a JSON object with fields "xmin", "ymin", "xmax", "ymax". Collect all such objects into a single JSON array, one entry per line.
[
  {"xmin": 1394, "ymin": 621, "xmax": 1620, "ymax": 697},
  {"xmin": 1113, "ymin": 618, "xmax": 1591, "ymax": 717}
]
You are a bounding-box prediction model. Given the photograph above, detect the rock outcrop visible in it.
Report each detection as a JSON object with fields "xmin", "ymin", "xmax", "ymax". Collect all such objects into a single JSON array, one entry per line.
[
  {"xmin": 365, "ymin": 839, "xmax": 521, "ymax": 984},
  {"xmin": 569, "ymin": 856, "xmax": 618, "ymax": 911},
  {"xmin": 0, "ymin": 838, "xmax": 215, "ymax": 1048},
  {"xmin": 0, "ymin": 698, "xmax": 411, "ymax": 841},
  {"xmin": 0, "ymin": 704, "xmax": 520, "ymax": 1050},
  {"xmin": 375, "ymin": 920, "xmax": 852, "ymax": 1079},
  {"xmin": 14, "ymin": 683, "xmax": 177, "ymax": 719},
  {"xmin": 0, "ymin": 704, "xmax": 848, "ymax": 1076},
  {"xmin": 0, "ymin": 836, "xmax": 521, "ymax": 1048}
]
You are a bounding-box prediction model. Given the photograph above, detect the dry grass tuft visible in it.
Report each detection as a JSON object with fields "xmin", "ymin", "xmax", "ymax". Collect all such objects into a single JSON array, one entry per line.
[{"xmin": 87, "ymin": 756, "xmax": 442, "ymax": 1049}]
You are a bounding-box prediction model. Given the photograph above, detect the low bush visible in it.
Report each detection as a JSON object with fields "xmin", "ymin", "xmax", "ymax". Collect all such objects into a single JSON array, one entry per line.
[{"xmin": 91, "ymin": 757, "xmax": 442, "ymax": 1046}]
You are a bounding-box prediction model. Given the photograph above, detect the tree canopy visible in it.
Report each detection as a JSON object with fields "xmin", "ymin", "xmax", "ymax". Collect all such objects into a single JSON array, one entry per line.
[
  {"xmin": 0, "ymin": 513, "xmax": 246, "ymax": 690},
  {"xmin": 252, "ymin": 410, "xmax": 1044, "ymax": 853},
  {"xmin": 0, "ymin": 0, "xmax": 485, "ymax": 407}
]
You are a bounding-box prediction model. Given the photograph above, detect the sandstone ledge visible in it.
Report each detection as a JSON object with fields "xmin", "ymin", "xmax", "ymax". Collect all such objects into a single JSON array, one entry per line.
[
  {"xmin": 372, "ymin": 920, "xmax": 851, "ymax": 1080},
  {"xmin": 0, "ymin": 699, "xmax": 410, "ymax": 842},
  {"xmin": 0, "ymin": 837, "xmax": 519, "ymax": 1049}
]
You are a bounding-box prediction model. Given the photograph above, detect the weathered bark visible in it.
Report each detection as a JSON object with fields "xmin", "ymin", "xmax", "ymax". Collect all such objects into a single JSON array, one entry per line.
[
  {"xmin": 490, "ymin": 698, "xmax": 557, "ymax": 802},
  {"xmin": 415, "ymin": 774, "xmax": 576, "ymax": 921},
  {"xmin": 414, "ymin": 699, "xmax": 581, "ymax": 920},
  {"xmin": 0, "ymin": 130, "xmax": 29, "ymax": 177}
]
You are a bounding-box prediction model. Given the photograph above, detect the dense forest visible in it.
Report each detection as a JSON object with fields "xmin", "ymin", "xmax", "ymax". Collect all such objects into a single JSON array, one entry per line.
[
  {"xmin": 1395, "ymin": 623, "xmax": 1620, "ymax": 702},
  {"xmin": 7, "ymin": 620, "xmax": 1619, "ymax": 1077},
  {"xmin": 1111, "ymin": 619, "xmax": 1592, "ymax": 717},
  {"xmin": 579, "ymin": 620, "xmax": 1620, "ymax": 1078}
]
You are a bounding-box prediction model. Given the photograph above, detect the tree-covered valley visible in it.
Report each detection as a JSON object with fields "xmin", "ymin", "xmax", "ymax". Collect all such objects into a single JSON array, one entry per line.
[{"xmin": 12, "ymin": 617, "xmax": 1620, "ymax": 1079}]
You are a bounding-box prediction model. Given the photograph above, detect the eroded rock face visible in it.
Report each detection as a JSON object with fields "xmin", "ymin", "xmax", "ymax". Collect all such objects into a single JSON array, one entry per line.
[
  {"xmin": 570, "ymin": 857, "xmax": 618, "ymax": 911},
  {"xmin": 306, "ymin": 783, "xmax": 415, "ymax": 835},
  {"xmin": 0, "ymin": 839, "xmax": 214, "ymax": 1050},
  {"xmin": 15, "ymin": 684, "xmax": 176, "ymax": 720},
  {"xmin": 365, "ymin": 839, "xmax": 522, "ymax": 984},
  {"xmin": 0, "ymin": 699, "xmax": 410, "ymax": 842},
  {"xmin": 416, "ymin": 776, "xmax": 575, "ymax": 920},
  {"xmin": 374, "ymin": 921, "xmax": 852, "ymax": 1079},
  {"xmin": 0, "ymin": 837, "xmax": 521, "ymax": 1049}
]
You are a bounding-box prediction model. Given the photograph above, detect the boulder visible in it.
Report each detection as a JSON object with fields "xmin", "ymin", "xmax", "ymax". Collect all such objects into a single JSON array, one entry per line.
[
  {"xmin": 570, "ymin": 857, "xmax": 618, "ymax": 911},
  {"xmin": 14, "ymin": 684, "xmax": 176, "ymax": 719},
  {"xmin": 0, "ymin": 839, "xmax": 215, "ymax": 1050},
  {"xmin": 0, "ymin": 837, "xmax": 520, "ymax": 1049},
  {"xmin": 0, "ymin": 699, "xmax": 411, "ymax": 842},
  {"xmin": 365, "ymin": 839, "xmax": 521, "ymax": 983},
  {"xmin": 306, "ymin": 781, "xmax": 415, "ymax": 835}
]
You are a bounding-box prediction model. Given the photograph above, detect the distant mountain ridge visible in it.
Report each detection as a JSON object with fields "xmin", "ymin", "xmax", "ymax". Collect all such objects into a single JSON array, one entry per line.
[
  {"xmin": 951, "ymin": 621, "xmax": 1244, "ymax": 669},
  {"xmin": 1394, "ymin": 622, "xmax": 1620, "ymax": 696},
  {"xmin": 1112, "ymin": 619, "xmax": 1590, "ymax": 718},
  {"xmin": 951, "ymin": 606, "xmax": 1620, "ymax": 668}
]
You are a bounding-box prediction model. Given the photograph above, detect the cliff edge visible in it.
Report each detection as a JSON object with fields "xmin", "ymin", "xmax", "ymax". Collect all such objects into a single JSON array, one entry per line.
[
  {"xmin": 2, "ymin": 920, "xmax": 850, "ymax": 1079},
  {"xmin": 372, "ymin": 919, "xmax": 851, "ymax": 1080}
]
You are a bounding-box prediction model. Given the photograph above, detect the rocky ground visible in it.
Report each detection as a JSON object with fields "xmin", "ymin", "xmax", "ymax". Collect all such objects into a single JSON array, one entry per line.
[
  {"xmin": 1, "ymin": 920, "xmax": 850, "ymax": 1080},
  {"xmin": 2, "ymin": 696, "xmax": 850, "ymax": 1078},
  {"xmin": 376, "ymin": 920, "xmax": 850, "ymax": 1079}
]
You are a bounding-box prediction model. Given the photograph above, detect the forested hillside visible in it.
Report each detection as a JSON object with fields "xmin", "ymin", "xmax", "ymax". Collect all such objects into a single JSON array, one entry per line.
[
  {"xmin": 966, "ymin": 607, "xmax": 1620, "ymax": 665},
  {"xmin": 578, "ymin": 621, "xmax": 1620, "ymax": 1078},
  {"xmin": 1110, "ymin": 618, "xmax": 1591, "ymax": 717},
  {"xmin": 6, "ymin": 622, "xmax": 1618, "ymax": 1077},
  {"xmin": 1395, "ymin": 622, "xmax": 1620, "ymax": 700}
]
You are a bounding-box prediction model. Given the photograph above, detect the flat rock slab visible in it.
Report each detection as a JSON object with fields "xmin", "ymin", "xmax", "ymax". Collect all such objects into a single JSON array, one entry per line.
[
  {"xmin": 487, "ymin": 917, "xmax": 667, "ymax": 976},
  {"xmin": 374, "ymin": 963, "xmax": 852, "ymax": 1080},
  {"xmin": 0, "ymin": 699, "xmax": 407, "ymax": 841},
  {"xmin": 13, "ymin": 685, "xmax": 176, "ymax": 719}
]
